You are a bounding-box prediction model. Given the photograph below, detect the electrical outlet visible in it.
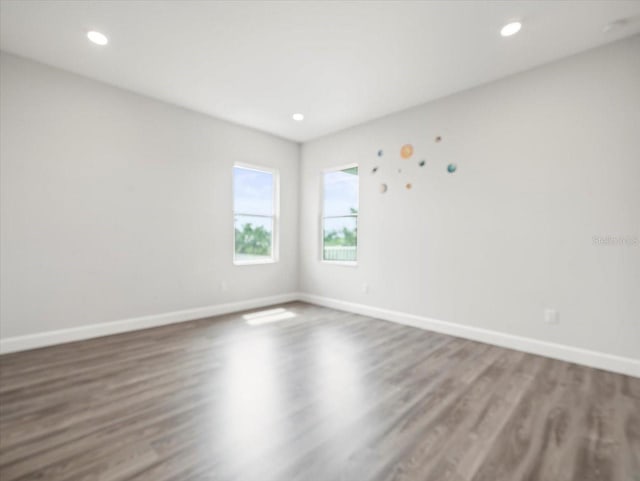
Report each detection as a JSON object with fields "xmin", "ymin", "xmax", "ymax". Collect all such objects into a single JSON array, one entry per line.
[
  {"xmin": 544, "ymin": 309, "xmax": 559, "ymax": 324},
  {"xmin": 362, "ymin": 283, "xmax": 369, "ymax": 294},
  {"xmin": 220, "ymin": 281, "xmax": 228, "ymax": 292}
]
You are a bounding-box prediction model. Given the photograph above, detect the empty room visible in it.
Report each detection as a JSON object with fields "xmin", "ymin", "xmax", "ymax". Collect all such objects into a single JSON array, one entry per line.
[{"xmin": 1, "ymin": 1, "xmax": 639, "ymax": 480}]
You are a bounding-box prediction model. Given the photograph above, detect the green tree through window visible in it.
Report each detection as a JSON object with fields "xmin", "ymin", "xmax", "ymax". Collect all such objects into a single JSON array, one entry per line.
[{"xmin": 234, "ymin": 223, "xmax": 272, "ymax": 256}]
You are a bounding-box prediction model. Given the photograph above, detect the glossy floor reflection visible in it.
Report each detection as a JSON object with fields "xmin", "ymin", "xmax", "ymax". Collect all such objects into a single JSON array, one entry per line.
[{"xmin": 0, "ymin": 302, "xmax": 638, "ymax": 481}]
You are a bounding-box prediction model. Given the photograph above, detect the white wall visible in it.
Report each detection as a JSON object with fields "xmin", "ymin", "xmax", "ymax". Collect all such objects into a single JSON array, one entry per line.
[
  {"xmin": 2, "ymin": 36, "xmax": 639, "ymax": 367},
  {"xmin": 300, "ymin": 35, "xmax": 640, "ymax": 360},
  {"xmin": 0, "ymin": 52, "xmax": 299, "ymax": 340}
]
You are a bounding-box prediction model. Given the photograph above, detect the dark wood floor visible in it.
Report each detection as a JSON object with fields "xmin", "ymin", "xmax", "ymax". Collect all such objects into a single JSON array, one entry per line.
[{"xmin": 0, "ymin": 302, "xmax": 638, "ymax": 481}]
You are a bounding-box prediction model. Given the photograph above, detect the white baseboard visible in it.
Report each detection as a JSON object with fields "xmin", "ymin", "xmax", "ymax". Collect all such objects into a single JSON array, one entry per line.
[
  {"xmin": 298, "ymin": 293, "xmax": 640, "ymax": 378},
  {"xmin": 3, "ymin": 291, "xmax": 638, "ymax": 378},
  {"xmin": 0, "ymin": 293, "xmax": 300, "ymax": 355}
]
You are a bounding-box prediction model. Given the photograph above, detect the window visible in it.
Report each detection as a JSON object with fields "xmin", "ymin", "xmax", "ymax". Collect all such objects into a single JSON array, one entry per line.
[
  {"xmin": 322, "ymin": 165, "xmax": 358, "ymax": 263},
  {"xmin": 233, "ymin": 164, "xmax": 278, "ymax": 264}
]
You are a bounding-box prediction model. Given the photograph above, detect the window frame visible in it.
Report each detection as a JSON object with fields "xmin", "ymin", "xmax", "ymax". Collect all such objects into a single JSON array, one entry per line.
[
  {"xmin": 233, "ymin": 162, "xmax": 280, "ymax": 266},
  {"xmin": 320, "ymin": 163, "xmax": 359, "ymax": 267}
]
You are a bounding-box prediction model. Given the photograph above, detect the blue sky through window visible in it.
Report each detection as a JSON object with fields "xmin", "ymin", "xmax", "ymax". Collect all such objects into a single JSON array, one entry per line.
[
  {"xmin": 233, "ymin": 166, "xmax": 274, "ymax": 216},
  {"xmin": 323, "ymin": 167, "xmax": 358, "ymax": 216},
  {"xmin": 323, "ymin": 167, "xmax": 358, "ymax": 231},
  {"xmin": 234, "ymin": 166, "xmax": 274, "ymax": 232}
]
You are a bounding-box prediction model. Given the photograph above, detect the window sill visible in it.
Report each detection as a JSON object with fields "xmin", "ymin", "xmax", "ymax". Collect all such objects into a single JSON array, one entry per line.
[
  {"xmin": 321, "ymin": 260, "xmax": 358, "ymax": 267},
  {"xmin": 234, "ymin": 259, "xmax": 278, "ymax": 266}
]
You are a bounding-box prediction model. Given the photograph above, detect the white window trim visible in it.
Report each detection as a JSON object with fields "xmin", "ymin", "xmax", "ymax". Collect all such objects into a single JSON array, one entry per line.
[
  {"xmin": 233, "ymin": 162, "xmax": 280, "ymax": 266},
  {"xmin": 320, "ymin": 163, "xmax": 359, "ymax": 267}
]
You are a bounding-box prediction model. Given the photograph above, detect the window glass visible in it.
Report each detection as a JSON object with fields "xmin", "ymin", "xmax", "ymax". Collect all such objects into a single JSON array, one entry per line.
[
  {"xmin": 233, "ymin": 166, "xmax": 277, "ymax": 263},
  {"xmin": 322, "ymin": 166, "xmax": 358, "ymax": 263}
]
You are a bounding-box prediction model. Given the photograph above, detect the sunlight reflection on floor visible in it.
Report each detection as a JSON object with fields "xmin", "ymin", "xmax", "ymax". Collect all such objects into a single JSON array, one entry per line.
[{"xmin": 243, "ymin": 307, "xmax": 297, "ymax": 326}]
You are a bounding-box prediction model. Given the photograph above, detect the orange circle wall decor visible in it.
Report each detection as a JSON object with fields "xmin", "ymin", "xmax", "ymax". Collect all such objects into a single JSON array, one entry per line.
[{"xmin": 400, "ymin": 144, "xmax": 414, "ymax": 159}]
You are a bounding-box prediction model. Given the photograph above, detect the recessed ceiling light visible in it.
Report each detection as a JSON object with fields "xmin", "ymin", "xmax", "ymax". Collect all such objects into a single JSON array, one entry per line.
[
  {"xmin": 292, "ymin": 113, "xmax": 304, "ymax": 121},
  {"xmin": 500, "ymin": 21, "xmax": 522, "ymax": 37},
  {"xmin": 87, "ymin": 31, "xmax": 108, "ymax": 46}
]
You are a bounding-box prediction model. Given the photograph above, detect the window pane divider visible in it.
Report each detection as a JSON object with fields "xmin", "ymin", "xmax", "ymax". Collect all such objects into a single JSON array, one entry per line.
[
  {"xmin": 322, "ymin": 214, "xmax": 358, "ymax": 219},
  {"xmin": 234, "ymin": 213, "xmax": 274, "ymax": 218}
]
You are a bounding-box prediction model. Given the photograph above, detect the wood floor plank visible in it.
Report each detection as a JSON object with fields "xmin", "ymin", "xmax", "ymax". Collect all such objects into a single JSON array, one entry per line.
[{"xmin": 0, "ymin": 302, "xmax": 638, "ymax": 481}]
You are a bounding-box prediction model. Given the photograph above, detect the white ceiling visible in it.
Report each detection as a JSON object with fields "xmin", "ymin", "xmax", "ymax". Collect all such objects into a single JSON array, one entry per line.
[{"xmin": 1, "ymin": 1, "xmax": 639, "ymax": 142}]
